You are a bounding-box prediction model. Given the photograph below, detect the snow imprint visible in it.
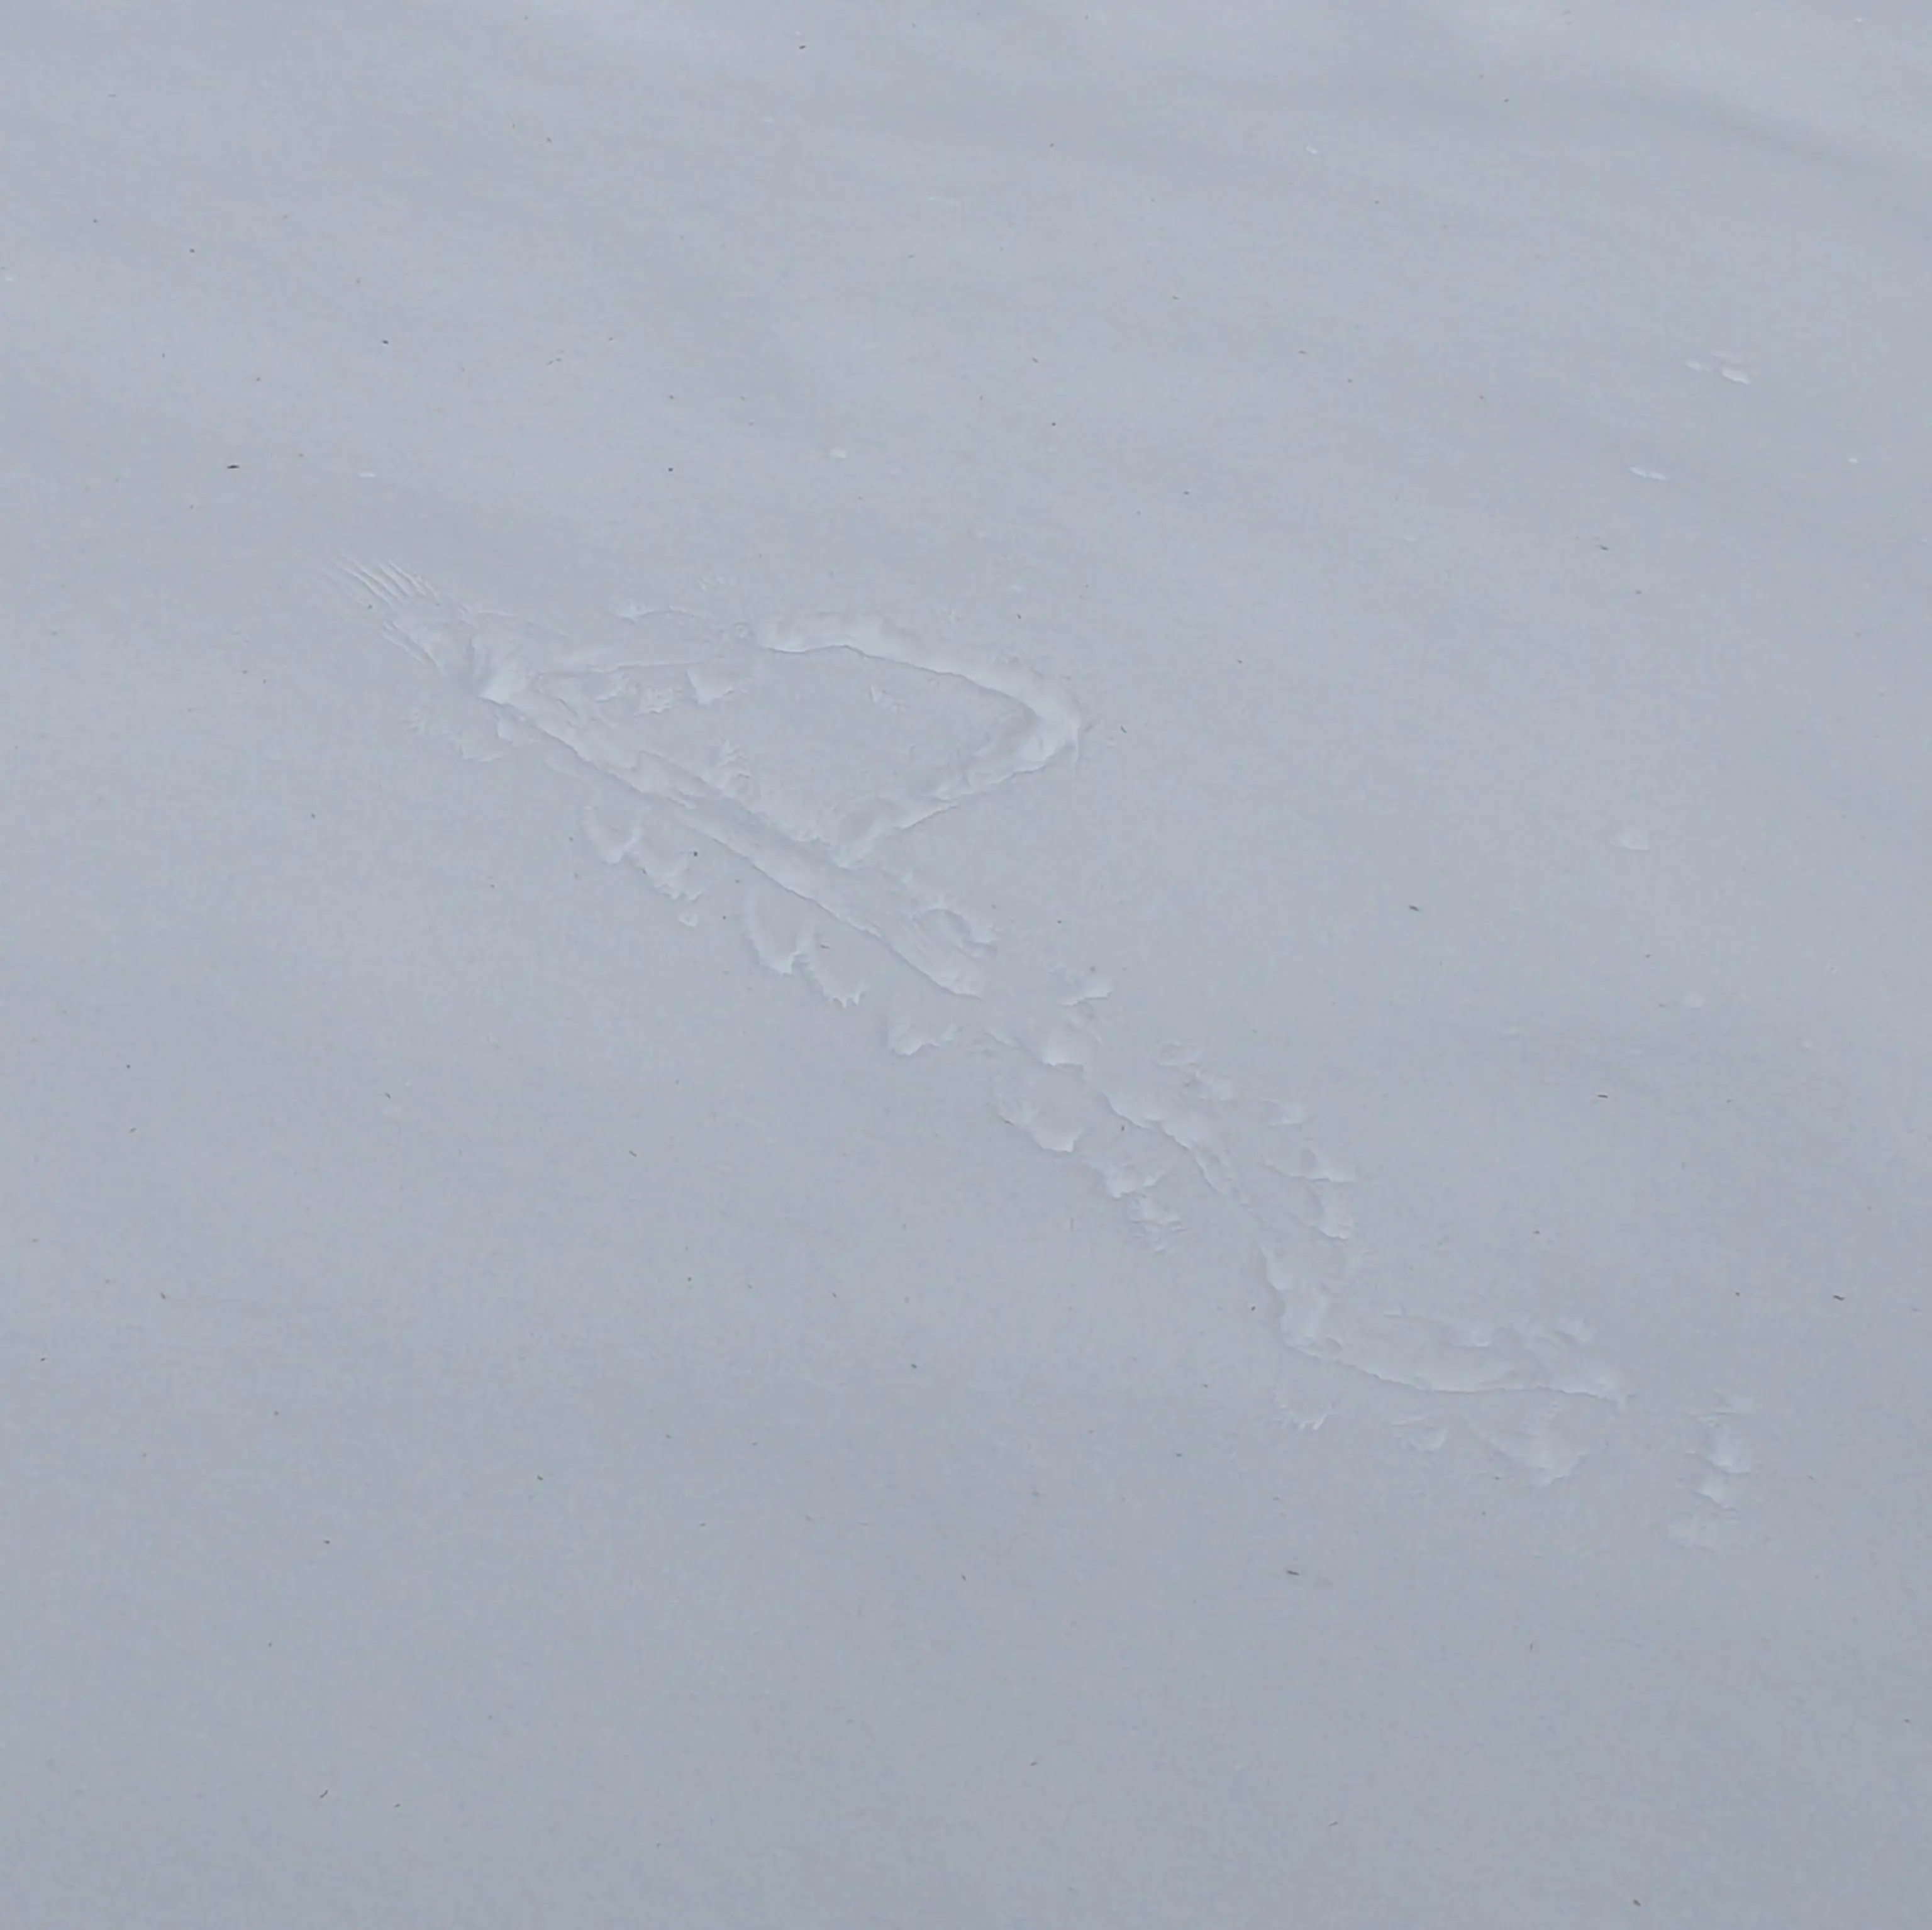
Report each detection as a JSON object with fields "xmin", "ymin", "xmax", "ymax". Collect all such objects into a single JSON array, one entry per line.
[{"xmin": 350, "ymin": 564, "xmax": 1739, "ymax": 1517}]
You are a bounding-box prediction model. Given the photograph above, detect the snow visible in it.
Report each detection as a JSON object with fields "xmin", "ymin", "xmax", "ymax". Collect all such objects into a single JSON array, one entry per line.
[{"xmin": 5, "ymin": 3, "xmax": 1929, "ymax": 1922}]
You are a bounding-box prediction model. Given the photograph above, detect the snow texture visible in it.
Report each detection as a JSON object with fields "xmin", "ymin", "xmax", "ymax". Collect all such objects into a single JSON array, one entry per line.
[{"xmin": 5, "ymin": 3, "xmax": 1930, "ymax": 1924}]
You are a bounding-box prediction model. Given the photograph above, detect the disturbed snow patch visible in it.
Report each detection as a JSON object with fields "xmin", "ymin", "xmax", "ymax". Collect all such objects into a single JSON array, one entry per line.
[{"xmin": 350, "ymin": 564, "xmax": 1737, "ymax": 1517}]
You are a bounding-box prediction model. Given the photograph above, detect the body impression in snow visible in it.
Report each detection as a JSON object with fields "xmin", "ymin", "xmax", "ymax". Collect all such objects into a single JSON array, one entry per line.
[{"xmin": 350, "ymin": 565, "xmax": 1743, "ymax": 1526}]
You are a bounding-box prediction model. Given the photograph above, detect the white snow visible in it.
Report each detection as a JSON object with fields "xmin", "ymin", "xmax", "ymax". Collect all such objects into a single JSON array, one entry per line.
[{"xmin": 5, "ymin": 3, "xmax": 1930, "ymax": 1922}]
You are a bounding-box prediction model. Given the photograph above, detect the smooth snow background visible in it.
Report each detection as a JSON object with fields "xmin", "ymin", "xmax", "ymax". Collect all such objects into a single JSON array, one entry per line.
[{"xmin": 4, "ymin": 3, "xmax": 1930, "ymax": 1923}]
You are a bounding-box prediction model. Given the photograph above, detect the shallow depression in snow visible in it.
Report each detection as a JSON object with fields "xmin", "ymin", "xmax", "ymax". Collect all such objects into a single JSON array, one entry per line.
[{"xmin": 352, "ymin": 563, "xmax": 1741, "ymax": 1514}]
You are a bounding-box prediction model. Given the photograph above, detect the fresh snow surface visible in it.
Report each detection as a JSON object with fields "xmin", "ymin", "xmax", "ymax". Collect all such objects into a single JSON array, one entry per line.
[{"xmin": 6, "ymin": 4, "xmax": 1931, "ymax": 1924}]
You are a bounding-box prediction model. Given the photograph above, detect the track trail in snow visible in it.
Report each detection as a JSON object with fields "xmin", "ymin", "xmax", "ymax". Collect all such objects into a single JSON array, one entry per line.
[{"xmin": 348, "ymin": 564, "xmax": 1749, "ymax": 1534}]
